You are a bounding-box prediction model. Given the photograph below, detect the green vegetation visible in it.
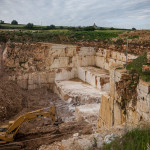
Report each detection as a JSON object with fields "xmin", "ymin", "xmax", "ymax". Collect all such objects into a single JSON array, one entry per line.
[
  {"xmin": 132, "ymin": 27, "xmax": 136, "ymax": 30},
  {"xmin": 46, "ymin": 24, "xmax": 56, "ymax": 30},
  {"xmin": 0, "ymin": 22, "xmax": 130, "ymax": 31},
  {"xmin": 101, "ymin": 127, "xmax": 150, "ymax": 150},
  {"xmin": 11, "ymin": 20, "xmax": 18, "ymax": 25},
  {"xmin": 0, "ymin": 30, "xmax": 119, "ymax": 43},
  {"xmin": 128, "ymin": 35, "xmax": 139, "ymax": 39},
  {"xmin": 24, "ymin": 23, "xmax": 34, "ymax": 29},
  {"xmin": 127, "ymin": 51, "xmax": 150, "ymax": 81}
]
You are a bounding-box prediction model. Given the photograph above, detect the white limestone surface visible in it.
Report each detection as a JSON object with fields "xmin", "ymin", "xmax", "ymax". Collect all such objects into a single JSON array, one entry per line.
[
  {"xmin": 78, "ymin": 66, "xmax": 110, "ymax": 91},
  {"xmin": 54, "ymin": 80, "xmax": 106, "ymax": 105},
  {"xmin": 75, "ymin": 104, "xmax": 100, "ymax": 124}
]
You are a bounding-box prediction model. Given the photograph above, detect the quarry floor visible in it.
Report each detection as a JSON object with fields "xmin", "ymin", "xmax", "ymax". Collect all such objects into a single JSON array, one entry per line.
[
  {"xmin": 0, "ymin": 74, "xmax": 124, "ymax": 150},
  {"xmin": 1, "ymin": 86, "xmax": 94, "ymax": 150}
]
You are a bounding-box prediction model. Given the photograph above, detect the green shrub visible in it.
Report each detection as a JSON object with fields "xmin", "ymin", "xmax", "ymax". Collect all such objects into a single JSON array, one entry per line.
[
  {"xmin": 127, "ymin": 51, "xmax": 150, "ymax": 81},
  {"xmin": 101, "ymin": 127, "xmax": 150, "ymax": 150}
]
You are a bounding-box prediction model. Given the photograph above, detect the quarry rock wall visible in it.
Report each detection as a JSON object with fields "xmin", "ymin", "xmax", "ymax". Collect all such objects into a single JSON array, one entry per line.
[
  {"xmin": 97, "ymin": 68, "xmax": 150, "ymax": 130},
  {"xmin": 3, "ymin": 42, "xmax": 137, "ymax": 90},
  {"xmin": 2, "ymin": 42, "xmax": 150, "ymax": 129}
]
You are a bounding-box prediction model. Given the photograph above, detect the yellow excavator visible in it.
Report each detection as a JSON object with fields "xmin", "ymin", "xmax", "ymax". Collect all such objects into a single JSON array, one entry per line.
[{"xmin": 0, "ymin": 105, "xmax": 56, "ymax": 144}]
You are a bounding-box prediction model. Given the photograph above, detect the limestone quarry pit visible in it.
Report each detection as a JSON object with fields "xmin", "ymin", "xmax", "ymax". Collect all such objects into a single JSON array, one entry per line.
[{"xmin": 0, "ymin": 42, "xmax": 150, "ymax": 150}]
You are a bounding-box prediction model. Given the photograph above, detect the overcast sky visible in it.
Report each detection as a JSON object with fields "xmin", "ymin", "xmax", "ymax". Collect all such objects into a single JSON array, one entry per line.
[{"xmin": 0, "ymin": 0, "xmax": 150, "ymax": 29}]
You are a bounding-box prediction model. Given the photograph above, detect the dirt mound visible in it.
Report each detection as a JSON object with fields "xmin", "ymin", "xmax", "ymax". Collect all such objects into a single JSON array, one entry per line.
[{"xmin": 0, "ymin": 76, "xmax": 29, "ymax": 121}]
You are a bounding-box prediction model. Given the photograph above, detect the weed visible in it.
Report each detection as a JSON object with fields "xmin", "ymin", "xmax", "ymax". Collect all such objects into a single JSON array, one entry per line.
[{"xmin": 101, "ymin": 127, "xmax": 150, "ymax": 150}]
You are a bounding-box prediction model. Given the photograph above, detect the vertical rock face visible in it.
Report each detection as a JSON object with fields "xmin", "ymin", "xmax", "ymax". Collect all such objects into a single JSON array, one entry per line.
[
  {"xmin": 97, "ymin": 93, "xmax": 113, "ymax": 130},
  {"xmin": 3, "ymin": 42, "xmax": 137, "ymax": 90},
  {"xmin": 78, "ymin": 67, "xmax": 110, "ymax": 91},
  {"xmin": 2, "ymin": 41, "xmax": 149, "ymax": 129},
  {"xmin": 97, "ymin": 68, "xmax": 150, "ymax": 130}
]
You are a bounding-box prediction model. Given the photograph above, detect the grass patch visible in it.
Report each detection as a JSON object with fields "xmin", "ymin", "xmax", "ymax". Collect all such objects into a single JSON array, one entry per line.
[
  {"xmin": 128, "ymin": 35, "xmax": 139, "ymax": 39},
  {"xmin": 126, "ymin": 51, "xmax": 150, "ymax": 82},
  {"xmin": 101, "ymin": 128, "xmax": 150, "ymax": 150},
  {"xmin": 0, "ymin": 30, "xmax": 119, "ymax": 43}
]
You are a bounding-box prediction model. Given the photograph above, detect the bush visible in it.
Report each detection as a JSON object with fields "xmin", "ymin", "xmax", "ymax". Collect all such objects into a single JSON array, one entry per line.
[
  {"xmin": 24, "ymin": 23, "xmax": 34, "ymax": 29},
  {"xmin": 132, "ymin": 27, "xmax": 136, "ymax": 30},
  {"xmin": 83, "ymin": 26, "xmax": 95, "ymax": 31},
  {"xmin": 49, "ymin": 24, "xmax": 55, "ymax": 29},
  {"xmin": 11, "ymin": 20, "xmax": 18, "ymax": 25},
  {"xmin": 0, "ymin": 20, "xmax": 4, "ymax": 24},
  {"xmin": 101, "ymin": 127, "xmax": 150, "ymax": 150}
]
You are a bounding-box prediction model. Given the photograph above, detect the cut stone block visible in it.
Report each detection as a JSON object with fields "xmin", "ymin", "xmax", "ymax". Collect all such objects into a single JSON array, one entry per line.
[
  {"xmin": 78, "ymin": 66, "xmax": 110, "ymax": 91},
  {"xmin": 75, "ymin": 104, "xmax": 100, "ymax": 124},
  {"xmin": 54, "ymin": 80, "xmax": 106, "ymax": 105}
]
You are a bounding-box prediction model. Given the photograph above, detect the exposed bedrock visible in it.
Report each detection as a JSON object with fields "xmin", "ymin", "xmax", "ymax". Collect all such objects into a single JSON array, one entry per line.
[
  {"xmin": 3, "ymin": 42, "xmax": 149, "ymax": 129},
  {"xmin": 3, "ymin": 42, "xmax": 137, "ymax": 90}
]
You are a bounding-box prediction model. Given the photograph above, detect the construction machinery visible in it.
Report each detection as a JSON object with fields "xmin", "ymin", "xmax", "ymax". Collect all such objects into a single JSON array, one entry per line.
[{"xmin": 0, "ymin": 105, "xmax": 56, "ymax": 144}]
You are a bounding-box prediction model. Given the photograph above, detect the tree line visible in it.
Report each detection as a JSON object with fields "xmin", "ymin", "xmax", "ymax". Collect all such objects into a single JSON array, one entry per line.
[{"xmin": 0, "ymin": 20, "xmax": 136, "ymax": 31}]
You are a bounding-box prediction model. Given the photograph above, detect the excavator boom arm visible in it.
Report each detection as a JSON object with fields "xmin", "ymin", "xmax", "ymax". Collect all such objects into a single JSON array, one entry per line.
[{"xmin": 0, "ymin": 105, "xmax": 56, "ymax": 143}]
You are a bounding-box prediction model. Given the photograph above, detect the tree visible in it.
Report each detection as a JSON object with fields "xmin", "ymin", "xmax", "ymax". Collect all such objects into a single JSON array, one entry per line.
[
  {"xmin": 110, "ymin": 27, "xmax": 114, "ymax": 30},
  {"xmin": 83, "ymin": 26, "xmax": 95, "ymax": 31},
  {"xmin": 49, "ymin": 24, "xmax": 55, "ymax": 29},
  {"xmin": 11, "ymin": 20, "xmax": 18, "ymax": 25},
  {"xmin": 132, "ymin": 27, "xmax": 136, "ymax": 31},
  {"xmin": 0, "ymin": 20, "xmax": 4, "ymax": 24},
  {"xmin": 24, "ymin": 23, "xmax": 34, "ymax": 29},
  {"xmin": 60, "ymin": 26, "xmax": 64, "ymax": 29}
]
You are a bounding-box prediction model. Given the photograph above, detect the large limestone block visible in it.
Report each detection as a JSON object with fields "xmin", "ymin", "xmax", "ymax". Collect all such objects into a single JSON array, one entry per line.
[
  {"xmin": 77, "ymin": 67, "xmax": 110, "ymax": 91},
  {"xmin": 76, "ymin": 56, "xmax": 95, "ymax": 67},
  {"xmin": 50, "ymin": 57, "xmax": 69, "ymax": 68},
  {"xmin": 50, "ymin": 44, "xmax": 77, "ymax": 57},
  {"xmin": 77, "ymin": 67, "xmax": 86, "ymax": 82},
  {"xmin": 95, "ymin": 56, "xmax": 105, "ymax": 68},
  {"xmin": 114, "ymin": 102, "xmax": 125, "ymax": 126},
  {"xmin": 104, "ymin": 62, "xmax": 109, "ymax": 70},
  {"xmin": 96, "ymin": 49, "xmax": 107, "ymax": 57},
  {"xmin": 137, "ymin": 100, "xmax": 149, "ymax": 113},
  {"xmin": 55, "ymin": 68, "xmax": 77, "ymax": 81},
  {"xmin": 109, "ymin": 58, "xmax": 116, "ymax": 68},
  {"xmin": 50, "ymin": 44, "xmax": 66, "ymax": 57},
  {"xmin": 54, "ymin": 80, "xmax": 105, "ymax": 105},
  {"xmin": 137, "ymin": 80, "xmax": 150, "ymax": 94},
  {"xmin": 66, "ymin": 46, "xmax": 77, "ymax": 57},
  {"xmin": 111, "ymin": 51, "xmax": 117, "ymax": 60},
  {"xmin": 97, "ymin": 93, "xmax": 113, "ymax": 130},
  {"xmin": 78, "ymin": 47, "xmax": 96, "ymax": 56},
  {"xmin": 75, "ymin": 104, "xmax": 100, "ymax": 124}
]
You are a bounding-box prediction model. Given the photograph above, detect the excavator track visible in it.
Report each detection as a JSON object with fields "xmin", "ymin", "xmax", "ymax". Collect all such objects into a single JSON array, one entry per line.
[
  {"xmin": 0, "ymin": 142, "xmax": 23, "ymax": 150},
  {"xmin": 0, "ymin": 132, "xmax": 64, "ymax": 150}
]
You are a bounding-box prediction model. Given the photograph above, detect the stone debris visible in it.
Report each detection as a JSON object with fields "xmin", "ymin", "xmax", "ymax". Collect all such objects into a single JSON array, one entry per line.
[
  {"xmin": 104, "ymin": 133, "xmax": 115, "ymax": 144},
  {"xmin": 142, "ymin": 65, "xmax": 150, "ymax": 72},
  {"xmin": 75, "ymin": 104, "xmax": 100, "ymax": 127},
  {"xmin": 39, "ymin": 125, "xmax": 125, "ymax": 150}
]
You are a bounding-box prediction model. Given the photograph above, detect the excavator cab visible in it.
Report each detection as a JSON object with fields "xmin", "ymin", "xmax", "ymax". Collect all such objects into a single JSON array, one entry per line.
[{"xmin": 0, "ymin": 105, "xmax": 56, "ymax": 144}]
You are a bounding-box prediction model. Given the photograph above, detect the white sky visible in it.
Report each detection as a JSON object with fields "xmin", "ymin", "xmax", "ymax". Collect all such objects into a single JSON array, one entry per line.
[{"xmin": 0, "ymin": 0, "xmax": 150, "ymax": 29}]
